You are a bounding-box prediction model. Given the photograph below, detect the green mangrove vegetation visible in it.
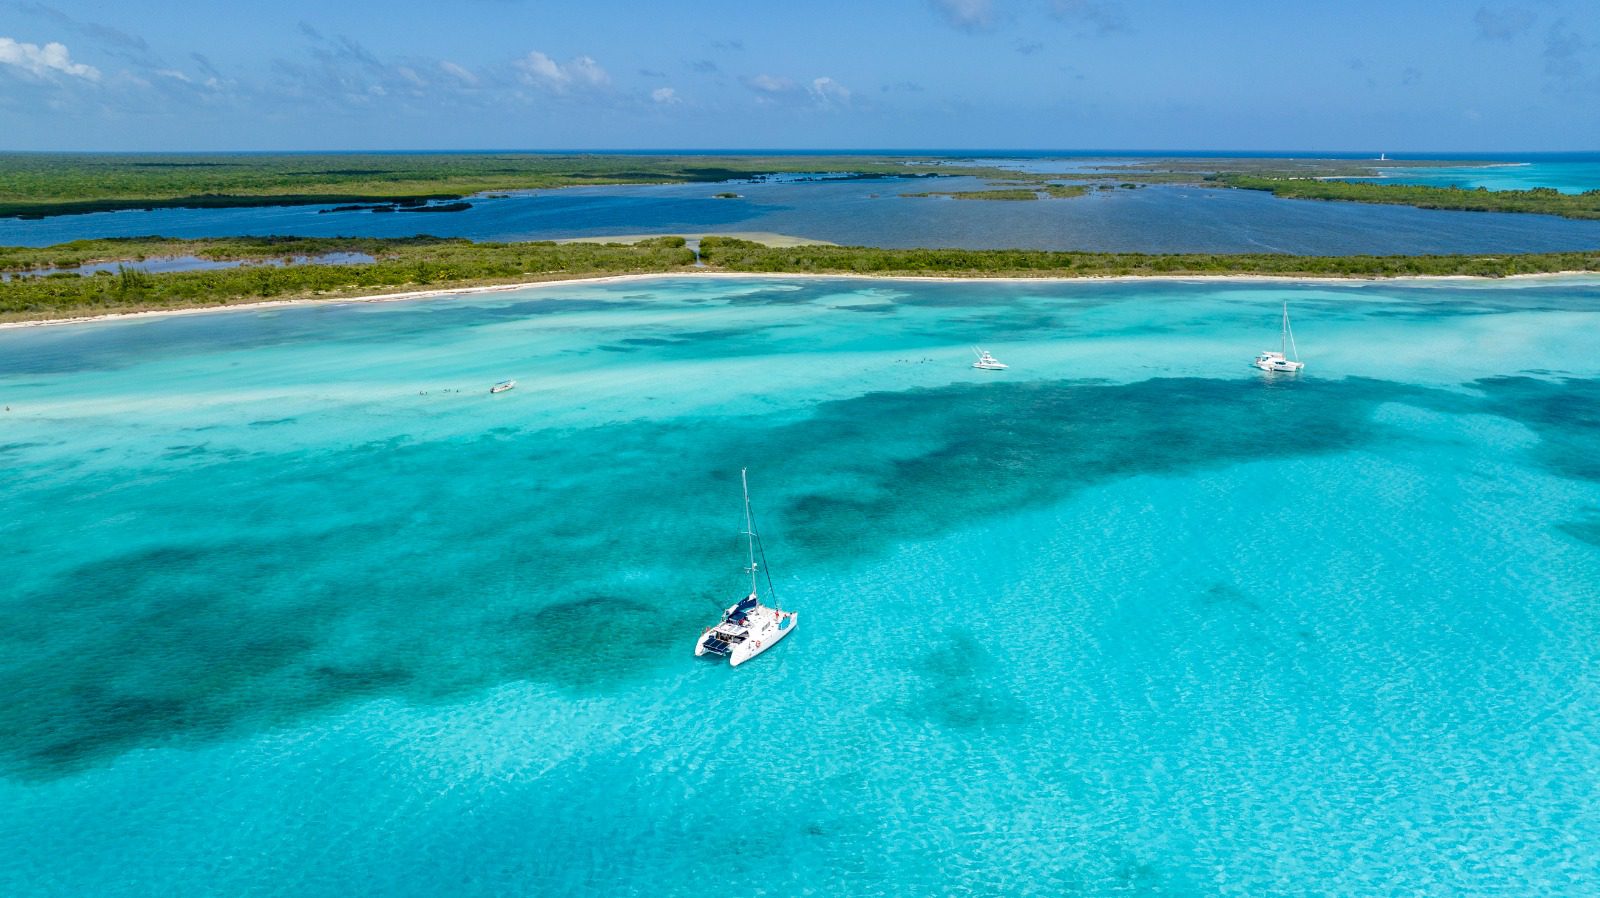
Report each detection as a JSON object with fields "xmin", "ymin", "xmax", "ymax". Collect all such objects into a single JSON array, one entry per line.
[
  {"xmin": 0, "ymin": 153, "xmax": 970, "ymax": 219},
  {"xmin": 0, "ymin": 237, "xmax": 693, "ymax": 320},
  {"xmin": 5, "ymin": 234, "xmax": 1598, "ymax": 322},
  {"xmin": 697, "ymin": 237, "xmax": 1600, "ymax": 279},
  {"xmin": 1221, "ymin": 175, "xmax": 1600, "ymax": 220}
]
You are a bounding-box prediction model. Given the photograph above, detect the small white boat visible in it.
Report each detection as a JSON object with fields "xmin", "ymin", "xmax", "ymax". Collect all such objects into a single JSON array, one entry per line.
[
  {"xmin": 489, "ymin": 379, "xmax": 517, "ymax": 394},
  {"xmin": 694, "ymin": 468, "xmax": 798, "ymax": 667},
  {"xmin": 1253, "ymin": 303, "xmax": 1305, "ymax": 373},
  {"xmin": 972, "ymin": 347, "xmax": 1008, "ymax": 370}
]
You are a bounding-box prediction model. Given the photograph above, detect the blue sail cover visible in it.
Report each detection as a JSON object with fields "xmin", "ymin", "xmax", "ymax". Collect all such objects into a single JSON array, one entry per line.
[{"xmin": 726, "ymin": 594, "xmax": 759, "ymax": 624}]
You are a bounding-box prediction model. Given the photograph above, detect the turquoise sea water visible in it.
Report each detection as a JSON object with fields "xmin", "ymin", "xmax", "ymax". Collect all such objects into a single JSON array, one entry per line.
[
  {"xmin": 3, "ymin": 276, "xmax": 1600, "ymax": 896},
  {"xmin": 1364, "ymin": 160, "xmax": 1600, "ymax": 195}
]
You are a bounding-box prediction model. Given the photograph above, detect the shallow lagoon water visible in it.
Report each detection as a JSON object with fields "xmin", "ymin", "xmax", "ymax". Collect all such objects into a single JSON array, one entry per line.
[
  {"xmin": 0, "ymin": 252, "xmax": 377, "ymax": 282},
  {"xmin": 2, "ymin": 276, "xmax": 1600, "ymax": 896}
]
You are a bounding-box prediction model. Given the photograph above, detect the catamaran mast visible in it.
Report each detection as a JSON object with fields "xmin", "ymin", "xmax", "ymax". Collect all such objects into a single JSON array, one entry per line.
[
  {"xmin": 741, "ymin": 467, "xmax": 758, "ymax": 598},
  {"xmin": 1283, "ymin": 302, "xmax": 1299, "ymax": 362}
]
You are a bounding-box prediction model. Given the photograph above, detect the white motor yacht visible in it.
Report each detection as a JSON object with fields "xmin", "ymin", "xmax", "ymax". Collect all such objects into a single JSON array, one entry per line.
[
  {"xmin": 1253, "ymin": 303, "xmax": 1305, "ymax": 373},
  {"xmin": 490, "ymin": 379, "xmax": 517, "ymax": 394},
  {"xmin": 972, "ymin": 347, "xmax": 1008, "ymax": 370},
  {"xmin": 694, "ymin": 469, "xmax": 798, "ymax": 667}
]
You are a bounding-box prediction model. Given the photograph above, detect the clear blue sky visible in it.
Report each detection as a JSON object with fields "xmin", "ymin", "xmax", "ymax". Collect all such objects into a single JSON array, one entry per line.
[{"xmin": 2, "ymin": 0, "xmax": 1596, "ymax": 152}]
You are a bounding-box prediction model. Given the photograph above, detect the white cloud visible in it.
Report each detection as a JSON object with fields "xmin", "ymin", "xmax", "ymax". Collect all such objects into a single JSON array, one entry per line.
[
  {"xmin": 744, "ymin": 73, "xmax": 853, "ymax": 109},
  {"xmin": 516, "ymin": 50, "xmax": 609, "ymax": 91},
  {"xmin": 929, "ymin": 0, "xmax": 994, "ymax": 31},
  {"xmin": 440, "ymin": 60, "xmax": 479, "ymax": 86},
  {"xmin": 651, "ymin": 86, "xmax": 681, "ymax": 105},
  {"xmin": 518, "ymin": 50, "xmax": 561, "ymax": 83},
  {"xmin": 809, "ymin": 76, "xmax": 851, "ymax": 107},
  {"xmin": 0, "ymin": 36, "xmax": 100, "ymax": 81},
  {"xmin": 116, "ymin": 64, "xmax": 225, "ymax": 96},
  {"xmin": 565, "ymin": 55, "xmax": 608, "ymax": 86},
  {"xmin": 747, "ymin": 73, "xmax": 795, "ymax": 93}
]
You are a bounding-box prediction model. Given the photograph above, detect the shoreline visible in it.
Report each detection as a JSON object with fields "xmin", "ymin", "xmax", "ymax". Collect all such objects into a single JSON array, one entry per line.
[
  {"xmin": 1336, "ymin": 159, "xmax": 1539, "ymax": 183},
  {"xmin": 4, "ymin": 268, "xmax": 1599, "ymax": 331}
]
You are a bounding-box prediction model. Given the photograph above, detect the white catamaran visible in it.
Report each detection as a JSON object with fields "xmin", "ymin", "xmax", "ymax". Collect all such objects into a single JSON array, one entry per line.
[
  {"xmin": 694, "ymin": 469, "xmax": 798, "ymax": 667},
  {"xmin": 1252, "ymin": 303, "xmax": 1305, "ymax": 373}
]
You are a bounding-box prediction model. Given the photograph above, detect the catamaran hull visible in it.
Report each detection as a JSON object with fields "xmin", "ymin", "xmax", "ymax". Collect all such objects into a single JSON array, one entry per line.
[
  {"xmin": 730, "ymin": 613, "xmax": 797, "ymax": 667},
  {"xmin": 1253, "ymin": 359, "xmax": 1304, "ymax": 372},
  {"xmin": 693, "ymin": 610, "xmax": 799, "ymax": 665}
]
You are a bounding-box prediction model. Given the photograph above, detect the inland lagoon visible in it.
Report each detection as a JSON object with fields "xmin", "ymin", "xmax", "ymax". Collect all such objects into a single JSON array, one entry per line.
[
  {"xmin": 2, "ymin": 275, "xmax": 1598, "ymax": 895},
  {"xmin": 9, "ymin": 174, "xmax": 1600, "ymax": 255}
]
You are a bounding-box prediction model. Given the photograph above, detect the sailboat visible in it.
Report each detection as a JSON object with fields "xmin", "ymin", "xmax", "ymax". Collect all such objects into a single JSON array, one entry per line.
[
  {"xmin": 1253, "ymin": 302, "xmax": 1305, "ymax": 373},
  {"xmin": 694, "ymin": 468, "xmax": 799, "ymax": 667},
  {"xmin": 972, "ymin": 347, "xmax": 1008, "ymax": 370}
]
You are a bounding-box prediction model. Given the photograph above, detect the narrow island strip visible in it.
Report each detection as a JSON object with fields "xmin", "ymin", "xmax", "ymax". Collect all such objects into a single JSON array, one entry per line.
[
  {"xmin": 1220, "ymin": 175, "xmax": 1600, "ymax": 220},
  {"xmin": 2, "ymin": 235, "xmax": 1598, "ymax": 325}
]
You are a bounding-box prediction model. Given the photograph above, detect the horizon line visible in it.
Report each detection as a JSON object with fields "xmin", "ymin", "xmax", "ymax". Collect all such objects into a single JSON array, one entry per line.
[{"xmin": 2, "ymin": 147, "xmax": 1597, "ymax": 157}]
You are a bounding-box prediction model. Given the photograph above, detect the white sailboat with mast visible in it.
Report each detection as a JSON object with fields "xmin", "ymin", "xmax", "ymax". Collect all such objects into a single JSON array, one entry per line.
[
  {"xmin": 694, "ymin": 468, "xmax": 799, "ymax": 666},
  {"xmin": 1253, "ymin": 302, "xmax": 1305, "ymax": 373}
]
